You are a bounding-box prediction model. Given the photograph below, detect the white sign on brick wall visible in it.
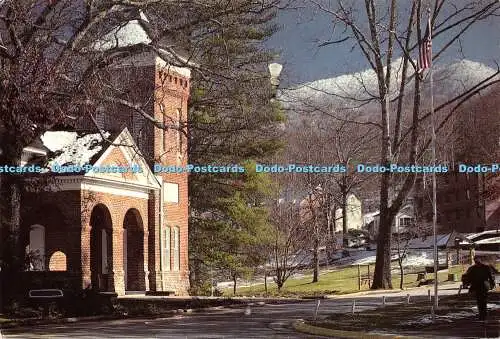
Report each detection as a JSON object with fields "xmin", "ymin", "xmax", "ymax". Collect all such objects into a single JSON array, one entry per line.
[{"xmin": 164, "ymin": 183, "xmax": 179, "ymax": 203}]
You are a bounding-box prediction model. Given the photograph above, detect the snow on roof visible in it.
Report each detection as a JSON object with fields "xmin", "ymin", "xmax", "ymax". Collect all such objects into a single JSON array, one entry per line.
[
  {"xmin": 139, "ymin": 10, "xmax": 149, "ymax": 23},
  {"xmin": 407, "ymin": 234, "xmax": 451, "ymax": 249},
  {"xmin": 466, "ymin": 230, "xmax": 500, "ymax": 240},
  {"xmin": 41, "ymin": 131, "xmax": 78, "ymax": 152},
  {"xmin": 474, "ymin": 237, "xmax": 500, "ymax": 245},
  {"xmin": 94, "ymin": 20, "xmax": 151, "ymax": 51},
  {"xmin": 363, "ymin": 211, "xmax": 380, "ymax": 225},
  {"xmin": 42, "ymin": 131, "xmax": 110, "ymax": 168},
  {"xmin": 364, "ymin": 211, "xmax": 380, "ymax": 218}
]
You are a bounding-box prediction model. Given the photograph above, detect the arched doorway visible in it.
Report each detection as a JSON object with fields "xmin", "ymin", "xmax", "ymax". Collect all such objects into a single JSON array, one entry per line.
[
  {"xmin": 27, "ymin": 224, "xmax": 46, "ymax": 271},
  {"xmin": 123, "ymin": 209, "xmax": 145, "ymax": 291},
  {"xmin": 90, "ymin": 204, "xmax": 113, "ymax": 291}
]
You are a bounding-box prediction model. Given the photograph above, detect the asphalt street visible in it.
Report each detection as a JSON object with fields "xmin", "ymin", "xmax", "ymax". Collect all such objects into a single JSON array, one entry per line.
[{"xmin": 1, "ymin": 284, "xmax": 462, "ymax": 339}]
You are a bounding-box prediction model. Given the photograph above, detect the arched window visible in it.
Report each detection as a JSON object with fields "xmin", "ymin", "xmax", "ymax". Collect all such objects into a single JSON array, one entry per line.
[
  {"xmin": 49, "ymin": 251, "xmax": 67, "ymax": 271},
  {"xmin": 173, "ymin": 226, "xmax": 180, "ymax": 271},
  {"xmin": 28, "ymin": 225, "xmax": 45, "ymax": 271}
]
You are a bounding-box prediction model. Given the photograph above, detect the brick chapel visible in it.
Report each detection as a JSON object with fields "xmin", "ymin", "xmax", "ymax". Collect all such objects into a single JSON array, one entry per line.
[{"xmin": 18, "ymin": 15, "xmax": 191, "ymax": 296}]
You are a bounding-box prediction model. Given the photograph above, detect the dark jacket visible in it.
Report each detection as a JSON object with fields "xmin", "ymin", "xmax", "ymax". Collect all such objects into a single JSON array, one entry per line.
[{"xmin": 462, "ymin": 263, "xmax": 495, "ymax": 293}]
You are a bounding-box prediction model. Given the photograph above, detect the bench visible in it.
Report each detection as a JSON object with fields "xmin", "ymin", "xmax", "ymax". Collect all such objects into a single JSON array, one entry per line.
[
  {"xmin": 28, "ymin": 289, "xmax": 64, "ymax": 317},
  {"xmin": 424, "ymin": 264, "xmax": 448, "ymax": 273},
  {"xmin": 145, "ymin": 290, "xmax": 176, "ymax": 296},
  {"xmin": 29, "ymin": 289, "xmax": 64, "ymax": 299}
]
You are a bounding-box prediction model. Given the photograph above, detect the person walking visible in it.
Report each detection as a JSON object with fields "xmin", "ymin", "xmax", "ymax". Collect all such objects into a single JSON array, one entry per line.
[{"xmin": 462, "ymin": 256, "xmax": 495, "ymax": 320}]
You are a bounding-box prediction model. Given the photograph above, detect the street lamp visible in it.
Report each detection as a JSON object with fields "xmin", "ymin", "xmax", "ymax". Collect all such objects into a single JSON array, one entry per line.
[{"xmin": 268, "ymin": 62, "xmax": 283, "ymax": 88}]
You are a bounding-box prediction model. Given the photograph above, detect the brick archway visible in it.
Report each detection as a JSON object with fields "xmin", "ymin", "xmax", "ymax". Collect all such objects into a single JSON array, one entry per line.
[
  {"xmin": 89, "ymin": 204, "xmax": 113, "ymax": 292},
  {"xmin": 22, "ymin": 204, "xmax": 68, "ymax": 272},
  {"xmin": 123, "ymin": 208, "xmax": 146, "ymax": 291}
]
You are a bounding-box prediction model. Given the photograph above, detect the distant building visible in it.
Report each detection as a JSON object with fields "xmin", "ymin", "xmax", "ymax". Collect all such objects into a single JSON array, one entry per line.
[
  {"xmin": 334, "ymin": 194, "xmax": 363, "ymax": 231},
  {"xmin": 485, "ymin": 174, "xmax": 500, "ymax": 231},
  {"xmin": 363, "ymin": 202, "xmax": 416, "ymax": 239},
  {"xmin": 415, "ymin": 171, "xmax": 487, "ymax": 233}
]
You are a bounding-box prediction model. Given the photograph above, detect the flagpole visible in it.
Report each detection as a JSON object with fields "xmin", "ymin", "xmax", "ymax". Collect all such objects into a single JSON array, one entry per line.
[{"xmin": 428, "ymin": 9, "xmax": 439, "ymax": 310}]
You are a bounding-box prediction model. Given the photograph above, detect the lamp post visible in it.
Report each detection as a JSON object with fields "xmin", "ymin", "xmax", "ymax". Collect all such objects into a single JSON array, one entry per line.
[
  {"xmin": 454, "ymin": 237, "xmax": 461, "ymax": 265},
  {"xmin": 268, "ymin": 62, "xmax": 283, "ymax": 96}
]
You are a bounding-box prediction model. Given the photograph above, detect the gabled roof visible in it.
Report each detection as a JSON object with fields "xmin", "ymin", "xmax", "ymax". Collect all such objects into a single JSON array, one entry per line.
[{"xmin": 30, "ymin": 127, "xmax": 160, "ymax": 189}]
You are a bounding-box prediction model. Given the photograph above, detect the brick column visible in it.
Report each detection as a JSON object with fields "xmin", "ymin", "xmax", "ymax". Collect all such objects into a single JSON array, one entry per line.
[
  {"xmin": 80, "ymin": 224, "xmax": 92, "ymax": 289},
  {"xmin": 112, "ymin": 227, "xmax": 125, "ymax": 295},
  {"xmin": 148, "ymin": 190, "xmax": 161, "ymax": 291},
  {"xmin": 143, "ymin": 230, "xmax": 150, "ymax": 291}
]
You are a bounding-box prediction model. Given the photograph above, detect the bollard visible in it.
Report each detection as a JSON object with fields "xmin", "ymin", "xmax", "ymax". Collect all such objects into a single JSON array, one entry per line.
[
  {"xmin": 382, "ymin": 295, "xmax": 386, "ymax": 307},
  {"xmin": 352, "ymin": 299, "xmax": 356, "ymax": 314},
  {"xmin": 428, "ymin": 289, "xmax": 431, "ymax": 301},
  {"xmin": 313, "ymin": 299, "xmax": 321, "ymax": 321},
  {"xmin": 406, "ymin": 294, "xmax": 410, "ymax": 304}
]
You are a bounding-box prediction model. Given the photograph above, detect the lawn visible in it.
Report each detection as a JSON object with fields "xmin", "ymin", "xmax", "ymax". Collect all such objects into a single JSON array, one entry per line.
[{"xmin": 225, "ymin": 264, "xmax": 471, "ymax": 297}]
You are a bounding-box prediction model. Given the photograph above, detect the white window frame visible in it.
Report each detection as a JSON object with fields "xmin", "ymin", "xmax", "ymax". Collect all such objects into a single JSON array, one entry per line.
[
  {"xmin": 163, "ymin": 183, "xmax": 179, "ymax": 203},
  {"xmin": 173, "ymin": 226, "xmax": 180, "ymax": 271},
  {"xmin": 162, "ymin": 227, "xmax": 171, "ymax": 271}
]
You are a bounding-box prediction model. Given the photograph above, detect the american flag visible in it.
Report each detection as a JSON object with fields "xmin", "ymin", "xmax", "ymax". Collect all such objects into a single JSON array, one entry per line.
[{"xmin": 418, "ymin": 17, "xmax": 432, "ymax": 72}]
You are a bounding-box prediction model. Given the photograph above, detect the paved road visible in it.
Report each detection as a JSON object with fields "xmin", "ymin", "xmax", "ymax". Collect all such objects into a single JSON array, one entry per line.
[{"xmin": 1, "ymin": 285, "xmax": 462, "ymax": 339}]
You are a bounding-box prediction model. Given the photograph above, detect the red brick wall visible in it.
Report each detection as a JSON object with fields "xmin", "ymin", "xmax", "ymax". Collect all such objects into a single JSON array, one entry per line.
[
  {"xmin": 81, "ymin": 190, "xmax": 149, "ymax": 295},
  {"xmin": 152, "ymin": 65, "xmax": 190, "ymax": 294}
]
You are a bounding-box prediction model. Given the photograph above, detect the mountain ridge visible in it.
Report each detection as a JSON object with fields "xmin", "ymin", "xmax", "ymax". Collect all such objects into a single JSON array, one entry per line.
[{"xmin": 280, "ymin": 58, "xmax": 498, "ymax": 111}]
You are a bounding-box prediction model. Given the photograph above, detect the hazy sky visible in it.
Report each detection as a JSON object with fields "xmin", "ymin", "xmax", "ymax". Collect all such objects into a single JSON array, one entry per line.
[{"xmin": 267, "ymin": 2, "xmax": 500, "ymax": 86}]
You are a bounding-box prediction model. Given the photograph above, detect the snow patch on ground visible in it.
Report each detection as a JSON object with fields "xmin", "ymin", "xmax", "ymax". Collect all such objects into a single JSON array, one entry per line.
[
  {"xmin": 335, "ymin": 251, "xmax": 435, "ymax": 268},
  {"xmin": 401, "ymin": 304, "xmax": 499, "ymax": 326},
  {"xmin": 42, "ymin": 131, "xmax": 110, "ymax": 167}
]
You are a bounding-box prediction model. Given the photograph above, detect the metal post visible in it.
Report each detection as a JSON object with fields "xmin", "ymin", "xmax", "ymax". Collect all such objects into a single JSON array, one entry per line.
[
  {"xmin": 314, "ymin": 299, "xmax": 321, "ymax": 321},
  {"xmin": 428, "ymin": 9, "xmax": 439, "ymax": 310},
  {"xmin": 357, "ymin": 264, "xmax": 361, "ymax": 290},
  {"xmin": 382, "ymin": 295, "xmax": 386, "ymax": 307}
]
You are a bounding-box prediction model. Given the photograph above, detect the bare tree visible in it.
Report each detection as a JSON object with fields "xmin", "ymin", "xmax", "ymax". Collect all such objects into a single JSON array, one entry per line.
[
  {"xmin": 394, "ymin": 217, "xmax": 433, "ymax": 290},
  {"xmin": 268, "ymin": 171, "xmax": 313, "ymax": 291},
  {"xmin": 306, "ymin": 0, "xmax": 500, "ymax": 288}
]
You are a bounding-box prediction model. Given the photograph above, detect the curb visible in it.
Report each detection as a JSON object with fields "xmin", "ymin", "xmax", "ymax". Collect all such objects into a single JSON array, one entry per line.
[
  {"xmin": 292, "ymin": 320, "xmax": 425, "ymax": 339},
  {"xmin": 0, "ymin": 304, "xmax": 238, "ymax": 330},
  {"xmin": 324, "ymin": 282, "xmax": 462, "ymax": 299}
]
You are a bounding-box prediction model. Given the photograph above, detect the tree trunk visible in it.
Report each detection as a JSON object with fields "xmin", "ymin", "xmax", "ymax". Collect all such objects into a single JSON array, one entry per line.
[
  {"xmin": 312, "ymin": 235, "xmax": 319, "ymax": 283},
  {"xmin": 276, "ymin": 275, "xmax": 283, "ymax": 291},
  {"xmin": 341, "ymin": 185, "xmax": 348, "ymax": 248},
  {"xmin": 264, "ymin": 269, "xmax": 268, "ymax": 294},
  {"xmin": 232, "ymin": 273, "xmax": 237, "ymax": 295},
  {"xmin": 1, "ymin": 176, "xmax": 23, "ymax": 273},
  {"xmin": 372, "ymin": 195, "xmax": 394, "ymax": 289},
  {"xmin": 399, "ymin": 260, "xmax": 404, "ymax": 290}
]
